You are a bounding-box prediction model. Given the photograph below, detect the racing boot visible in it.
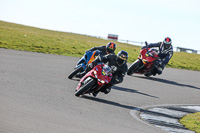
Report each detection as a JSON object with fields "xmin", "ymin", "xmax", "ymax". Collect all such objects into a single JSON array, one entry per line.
[
  {"xmin": 103, "ymin": 85, "xmax": 111, "ymax": 94},
  {"xmin": 157, "ymin": 67, "xmax": 163, "ymax": 75},
  {"xmin": 92, "ymin": 90, "xmax": 100, "ymax": 97}
]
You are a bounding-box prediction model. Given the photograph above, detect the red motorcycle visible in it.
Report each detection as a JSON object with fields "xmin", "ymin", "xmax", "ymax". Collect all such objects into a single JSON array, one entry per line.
[
  {"xmin": 127, "ymin": 42, "xmax": 159, "ymax": 77},
  {"xmin": 75, "ymin": 63, "xmax": 112, "ymax": 97}
]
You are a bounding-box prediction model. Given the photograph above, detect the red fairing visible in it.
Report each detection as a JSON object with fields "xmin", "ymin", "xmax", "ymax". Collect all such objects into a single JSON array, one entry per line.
[
  {"xmin": 76, "ymin": 64, "xmax": 112, "ymax": 94},
  {"xmin": 140, "ymin": 48, "xmax": 159, "ymax": 63},
  {"xmin": 137, "ymin": 48, "xmax": 159, "ymax": 74}
]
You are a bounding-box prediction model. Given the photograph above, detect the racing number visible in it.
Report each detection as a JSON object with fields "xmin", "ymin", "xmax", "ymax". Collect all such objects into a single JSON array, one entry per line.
[{"xmin": 102, "ymin": 71, "xmax": 106, "ymax": 75}]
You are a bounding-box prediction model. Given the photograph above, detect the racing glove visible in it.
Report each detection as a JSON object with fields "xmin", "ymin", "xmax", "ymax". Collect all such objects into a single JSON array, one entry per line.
[{"xmin": 88, "ymin": 63, "xmax": 93, "ymax": 68}]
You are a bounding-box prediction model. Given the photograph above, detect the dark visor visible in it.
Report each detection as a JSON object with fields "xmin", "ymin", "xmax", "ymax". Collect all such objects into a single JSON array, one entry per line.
[
  {"xmin": 107, "ymin": 48, "xmax": 114, "ymax": 53},
  {"xmin": 117, "ymin": 58, "xmax": 125, "ymax": 65}
]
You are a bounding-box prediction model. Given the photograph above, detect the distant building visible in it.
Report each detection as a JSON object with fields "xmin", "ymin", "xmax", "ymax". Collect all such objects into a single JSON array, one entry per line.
[{"xmin": 176, "ymin": 47, "xmax": 197, "ymax": 54}]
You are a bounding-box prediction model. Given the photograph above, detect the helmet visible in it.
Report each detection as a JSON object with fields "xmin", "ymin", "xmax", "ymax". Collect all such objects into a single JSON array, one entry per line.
[
  {"xmin": 163, "ymin": 37, "xmax": 172, "ymax": 49},
  {"xmin": 106, "ymin": 42, "xmax": 116, "ymax": 54},
  {"xmin": 116, "ymin": 50, "xmax": 128, "ymax": 66}
]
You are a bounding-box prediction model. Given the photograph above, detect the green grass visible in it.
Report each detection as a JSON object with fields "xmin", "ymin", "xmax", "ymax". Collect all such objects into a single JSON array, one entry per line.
[
  {"xmin": 1, "ymin": 20, "xmax": 200, "ymax": 71},
  {"xmin": 180, "ymin": 112, "xmax": 200, "ymax": 133}
]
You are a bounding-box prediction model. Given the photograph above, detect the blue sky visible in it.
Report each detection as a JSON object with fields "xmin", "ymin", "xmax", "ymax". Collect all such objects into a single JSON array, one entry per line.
[{"xmin": 1, "ymin": 0, "xmax": 200, "ymax": 51}]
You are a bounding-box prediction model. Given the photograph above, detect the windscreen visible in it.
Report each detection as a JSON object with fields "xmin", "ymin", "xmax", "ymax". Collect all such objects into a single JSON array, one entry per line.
[{"xmin": 103, "ymin": 65, "xmax": 112, "ymax": 75}]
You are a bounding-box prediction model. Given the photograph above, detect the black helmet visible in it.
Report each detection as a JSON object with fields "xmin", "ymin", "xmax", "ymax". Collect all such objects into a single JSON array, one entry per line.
[
  {"xmin": 163, "ymin": 37, "xmax": 172, "ymax": 49},
  {"xmin": 106, "ymin": 42, "xmax": 116, "ymax": 54},
  {"xmin": 116, "ymin": 50, "xmax": 128, "ymax": 66}
]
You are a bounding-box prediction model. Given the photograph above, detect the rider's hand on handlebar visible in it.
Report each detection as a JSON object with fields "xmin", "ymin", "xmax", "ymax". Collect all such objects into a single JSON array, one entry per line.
[{"xmin": 88, "ymin": 63, "xmax": 93, "ymax": 68}]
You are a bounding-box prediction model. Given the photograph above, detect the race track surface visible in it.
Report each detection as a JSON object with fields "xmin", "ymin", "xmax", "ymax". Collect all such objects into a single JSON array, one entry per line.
[{"xmin": 0, "ymin": 48, "xmax": 200, "ymax": 133}]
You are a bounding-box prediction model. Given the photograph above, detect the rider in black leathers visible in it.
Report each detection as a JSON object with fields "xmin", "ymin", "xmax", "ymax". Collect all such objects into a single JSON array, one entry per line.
[
  {"xmin": 90, "ymin": 50, "xmax": 128, "ymax": 97},
  {"xmin": 86, "ymin": 42, "xmax": 116, "ymax": 55},
  {"xmin": 76, "ymin": 42, "xmax": 116, "ymax": 78}
]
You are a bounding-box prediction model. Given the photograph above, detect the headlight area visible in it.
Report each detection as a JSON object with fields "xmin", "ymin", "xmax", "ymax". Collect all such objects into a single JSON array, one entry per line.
[
  {"xmin": 98, "ymin": 79, "xmax": 105, "ymax": 84},
  {"xmin": 93, "ymin": 70, "xmax": 105, "ymax": 83},
  {"xmin": 142, "ymin": 59, "xmax": 148, "ymax": 64},
  {"xmin": 93, "ymin": 70, "xmax": 98, "ymax": 78}
]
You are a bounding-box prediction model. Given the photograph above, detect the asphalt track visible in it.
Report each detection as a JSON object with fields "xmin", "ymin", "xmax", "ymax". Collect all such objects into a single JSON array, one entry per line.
[{"xmin": 0, "ymin": 48, "xmax": 200, "ymax": 133}]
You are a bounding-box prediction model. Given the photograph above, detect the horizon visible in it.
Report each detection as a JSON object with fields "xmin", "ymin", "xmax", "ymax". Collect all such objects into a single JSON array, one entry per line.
[
  {"xmin": 1, "ymin": 0, "xmax": 200, "ymax": 52},
  {"xmin": 1, "ymin": 20, "xmax": 200, "ymax": 54}
]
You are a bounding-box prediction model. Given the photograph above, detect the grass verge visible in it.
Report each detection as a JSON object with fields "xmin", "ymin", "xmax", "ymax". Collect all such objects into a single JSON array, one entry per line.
[
  {"xmin": 1, "ymin": 20, "xmax": 200, "ymax": 71},
  {"xmin": 180, "ymin": 112, "xmax": 200, "ymax": 133}
]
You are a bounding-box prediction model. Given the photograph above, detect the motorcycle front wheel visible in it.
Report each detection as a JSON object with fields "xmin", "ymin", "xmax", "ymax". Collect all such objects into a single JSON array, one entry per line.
[
  {"xmin": 68, "ymin": 66, "xmax": 84, "ymax": 79},
  {"xmin": 75, "ymin": 78, "xmax": 96, "ymax": 97},
  {"xmin": 127, "ymin": 59, "xmax": 142, "ymax": 75}
]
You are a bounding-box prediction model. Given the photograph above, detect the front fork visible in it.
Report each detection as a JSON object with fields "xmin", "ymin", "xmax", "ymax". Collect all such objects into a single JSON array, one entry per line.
[
  {"xmin": 137, "ymin": 59, "xmax": 145, "ymax": 72},
  {"xmin": 82, "ymin": 77, "xmax": 98, "ymax": 93}
]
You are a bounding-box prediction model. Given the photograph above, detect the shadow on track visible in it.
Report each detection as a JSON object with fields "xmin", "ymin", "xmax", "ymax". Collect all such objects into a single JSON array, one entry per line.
[
  {"xmin": 82, "ymin": 95, "xmax": 139, "ymax": 110},
  {"xmin": 82, "ymin": 96, "xmax": 188, "ymax": 119},
  {"xmin": 112, "ymin": 86, "xmax": 159, "ymax": 98},
  {"xmin": 133, "ymin": 76, "xmax": 200, "ymax": 90}
]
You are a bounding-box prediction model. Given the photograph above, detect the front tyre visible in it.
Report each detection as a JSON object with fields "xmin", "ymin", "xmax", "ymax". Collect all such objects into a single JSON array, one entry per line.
[
  {"xmin": 75, "ymin": 78, "xmax": 96, "ymax": 97},
  {"xmin": 127, "ymin": 59, "xmax": 142, "ymax": 75},
  {"xmin": 68, "ymin": 66, "xmax": 83, "ymax": 79}
]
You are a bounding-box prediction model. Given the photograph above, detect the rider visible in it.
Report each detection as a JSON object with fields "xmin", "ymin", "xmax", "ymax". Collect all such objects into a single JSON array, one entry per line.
[
  {"xmin": 76, "ymin": 42, "xmax": 116, "ymax": 78},
  {"xmin": 90, "ymin": 50, "xmax": 129, "ymax": 97},
  {"xmin": 85, "ymin": 42, "xmax": 116, "ymax": 55},
  {"xmin": 142, "ymin": 37, "xmax": 173, "ymax": 75}
]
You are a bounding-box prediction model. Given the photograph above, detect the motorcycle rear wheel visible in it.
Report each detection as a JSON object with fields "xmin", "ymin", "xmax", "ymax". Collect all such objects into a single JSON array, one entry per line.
[
  {"xmin": 68, "ymin": 66, "xmax": 83, "ymax": 79},
  {"xmin": 127, "ymin": 59, "xmax": 142, "ymax": 75},
  {"xmin": 75, "ymin": 78, "xmax": 96, "ymax": 97}
]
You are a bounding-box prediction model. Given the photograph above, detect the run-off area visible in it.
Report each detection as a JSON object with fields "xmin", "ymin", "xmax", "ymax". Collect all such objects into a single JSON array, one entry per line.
[{"xmin": 130, "ymin": 105, "xmax": 200, "ymax": 133}]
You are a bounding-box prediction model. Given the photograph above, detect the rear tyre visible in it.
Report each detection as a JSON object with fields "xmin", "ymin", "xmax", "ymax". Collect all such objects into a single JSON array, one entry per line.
[
  {"xmin": 127, "ymin": 59, "xmax": 142, "ymax": 75},
  {"xmin": 68, "ymin": 66, "xmax": 83, "ymax": 79},
  {"xmin": 75, "ymin": 78, "xmax": 96, "ymax": 97}
]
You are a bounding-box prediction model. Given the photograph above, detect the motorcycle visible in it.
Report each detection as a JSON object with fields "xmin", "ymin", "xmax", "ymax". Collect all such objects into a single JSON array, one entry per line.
[
  {"xmin": 75, "ymin": 63, "xmax": 112, "ymax": 97},
  {"xmin": 127, "ymin": 42, "xmax": 159, "ymax": 77},
  {"xmin": 68, "ymin": 50, "xmax": 102, "ymax": 79}
]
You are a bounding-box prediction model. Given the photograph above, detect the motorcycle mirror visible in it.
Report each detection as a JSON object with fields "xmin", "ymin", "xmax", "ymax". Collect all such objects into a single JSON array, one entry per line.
[
  {"xmin": 145, "ymin": 41, "xmax": 148, "ymax": 46},
  {"xmin": 145, "ymin": 41, "xmax": 148, "ymax": 52}
]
